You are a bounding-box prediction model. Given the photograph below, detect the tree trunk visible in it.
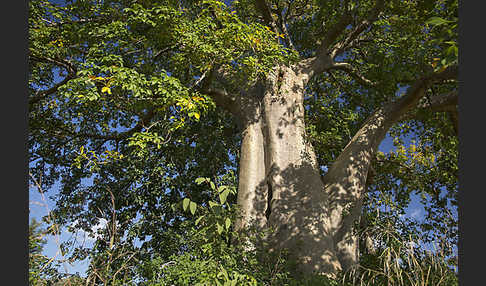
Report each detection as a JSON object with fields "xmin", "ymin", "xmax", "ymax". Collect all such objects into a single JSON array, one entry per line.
[{"xmin": 234, "ymin": 65, "xmax": 343, "ymax": 276}]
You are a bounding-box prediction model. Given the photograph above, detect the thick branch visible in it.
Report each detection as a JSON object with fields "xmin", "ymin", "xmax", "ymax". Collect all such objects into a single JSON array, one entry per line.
[
  {"xmin": 302, "ymin": 0, "xmax": 385, "ymax": 79},
  {"xmin": 386, "ymin": 65, "xmax": 458, "ymax": 122},
  {"xmin": 419, "ymin": 90, "xmax": 458, "ymax": 112},
  {"xmin": 29, "ymin": 55, "xmax": 78, "ymax": 105},
  {"xmin": 199, "ymin": 66, "xmax": 239, "ymax": 116},
  {"xmin": 330, "ymin": 0, "xmax": 385, "ymax": 58},
  {"xmin": 255, "ymin": 0, "xmax": 279, "ymax": 34},
  {"xmin": 400, "ymin": 90, "xmax": 458, "ymax": 135},
  {"xmin": 319, "ymin": 8, "xmax": 353, "ymax": 55},
  {"xmin": 29, "ymin": 55, "xmax": 77, "ymax": 74},
  {"xmin": 29, "ymin": 74, "xmax": 75, "ymax": 105},
  {"xmin": 323, "ymin": 65, "xmax": 458, "ymax": 269},
  {"xmin": 299, "ymin": 2, "xmax": 353, "ymax": 79},
  {"xmin": 205, "ymin": 88, "xmax": 238, "ymax": 115}
]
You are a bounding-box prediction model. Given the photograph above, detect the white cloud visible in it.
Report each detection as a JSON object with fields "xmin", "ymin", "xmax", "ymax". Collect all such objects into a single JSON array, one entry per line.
[
  {"xmin": 70, "ymin": 218, "xmax": 109, "ymax": 243},
  {"xmin": 91, "ymin": 218, "xmax": 109, "ymax": 235}
]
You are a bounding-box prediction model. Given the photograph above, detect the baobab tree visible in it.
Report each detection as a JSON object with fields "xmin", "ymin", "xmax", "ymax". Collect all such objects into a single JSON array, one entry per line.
[{"xmin": 29, "ymin": 0, "xmax": 458, "ymax": 278}]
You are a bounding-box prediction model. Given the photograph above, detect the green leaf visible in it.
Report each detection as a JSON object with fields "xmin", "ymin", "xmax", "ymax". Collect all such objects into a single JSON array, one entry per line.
[
  {"xmin": 425, "ymin": 16, "xmax": 450, "ymax": 26},
  {"xmin": 208, "ymin": 200, "xmax": 219, "ymax": 208},
  {"xmin": 446, "ymin": 45, "xmax": 458, "ymax": 57},
  {"xmin": 225, "ymin": 217, "xmax": 231, "ymax": 230},
  {"xmin": 220, "ymin": 266, "xmax": 229, "ymax": 280},
  {"xmin": 217, "ymin": 185, "xmax": 229, "ymax": 193},
  {"xmin": 216, "ymin": 222, "xmax": 223, "ymax": 234},
  {"xmin": 195, "ymin": 177, "xmax": 206, "ymax": 185},
  {"xmin": 189, "ymin": 201, "xmax": 197, "ymax": 215},
  {"xmin": 182, "ymin": 198, "xmax": 190, "ymax": 211},
  {"xmin": 195, "ymin": 215, "xmax": 205, "ymax": 225},
  {"xmin": 210, "ymin": 181, "xmax": 216, "ymax": 190},
  {"xmin": 219, "ymin": 189, "xmax": 229, "ymax": 204}
]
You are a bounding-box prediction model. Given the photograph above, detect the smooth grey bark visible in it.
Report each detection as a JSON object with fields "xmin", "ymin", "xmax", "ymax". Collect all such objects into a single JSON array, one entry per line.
[
  {"xmin": 260, "ymin": 65, "xmax": 342, "ymax": 275},
  {"xmin": 234, "ymin": 92, "xmax": 268, "ymax": 232},
  {"xmin": 229, "ymin": 64, "xmax": 343, "ymax": 275}
]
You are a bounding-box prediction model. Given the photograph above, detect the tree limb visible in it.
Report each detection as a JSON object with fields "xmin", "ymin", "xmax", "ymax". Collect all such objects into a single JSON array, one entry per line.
[
  {"xmin": 399, "ymin": 90, "xmax": 458, "ymax": 135},
  {"xmin": 152, "ymin": 44, "xmax": 179, "ymax": 60},
  {"xmin": 418, "ymin": 90, "xmax": 458, "ymax": 112},
  {"xmin": 29, "ymin": 74, "xmax": 75, "ymax": 106},
  {"xmin": 29, "ymin": 55, "xmax": 77, "ymax": 74},
  {"xmin": 198, "ymin": 65, "xmax": 239, "ymax": 115},
  {"xmin": 254, "ymin": 0, "xmax": 279, "ymax": 34},
  {"xmin": 29, "ymin": 55, "xmax": 78, "ymax": 105},
  {"xmin": 277, "ymin": 7, "xmax": 296, "ymax": 51},
  {"xmin": 385, "ymin": 64, "xmax": 458, "ymax": 122},
  {"xmin": 322, "ymin": 65, "xmax": 457, "ymax": 258},
  {"xmin": 205, "ymin": 87, "xmax": 238, "ymax": 115},
  {"xmin": 319, "ymin": 4, "xmax": 353, "ymax": 55},
  {"xmin": 297, "ymin": 1, "xmax": 353, "ymax": 78},
  {"xmin": 330, "ymin": 0, "xmax": 385, "ymax": 58},
  {"xmin": 302, "ymin": 0, "xmax": 385, "ymax": 79}
]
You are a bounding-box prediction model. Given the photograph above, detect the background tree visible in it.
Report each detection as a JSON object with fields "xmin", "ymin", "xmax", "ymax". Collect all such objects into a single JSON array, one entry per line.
[
  {"xmin": 29, "ymin": 218, "xmax": 63, "ymax": 285},
  {"xmin": 29, "ymin": 0, "xmax": 458, "ymax": 280}
]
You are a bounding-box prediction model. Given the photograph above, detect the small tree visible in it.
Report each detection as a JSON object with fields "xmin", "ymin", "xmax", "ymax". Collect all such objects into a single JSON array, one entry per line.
[{"xmin": 29, "ymin": 218, "xmax": 58, "ymax": 285}]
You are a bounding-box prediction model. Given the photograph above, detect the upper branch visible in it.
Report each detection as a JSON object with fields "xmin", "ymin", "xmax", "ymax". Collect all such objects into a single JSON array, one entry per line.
[
  {"xmin": 199, "ymin": 65, "xmax": 239, "ymax": 116},
  {"xmin": 29, "ymin": 74, "xmax": 75, "ymax": 106},
  {"xmin": 29, "ymin": 55, "xmax": 78, "ymax": 105},
  {"xmin": 329, "ymin": 0, "xmax": 385, "ymax": 58},
  {"xmin": 322, "ymin": 65, "xmax": 458, "ymax": 210},
  {"xmin": 300, "ymin": 0, "xmax": 385, "ymax": 78},
  {"xmin": 277, "ymin": 5, "xmax": 296, "ymax": 51},
  {"xmin": 385, "ymin": 64, "xmax": 458, "ymax": 123},
  {"xmin": 255, "ymin": 0, "xmax": 279, "ymax": 34},
  {"xmin": 319, "ymin": 5, "xmax": 352, "ymax": 54},
  {"xmin": 418, "ymin": 90, "xmax": 458, "ymax": 112},
  {"xmin": 204, "ymin": 87, "xmax": 239, "ymax": 115},
  {"xmin": 29, "ymin": 55, "xmax": 77, "ymax": 74},
  {"xmin": 298, "ymin": 2, "xmax": 353, "ymax": 78},
  {"xmin": 400, "ymin": 89, "xmax": 458, "ymax": 135}
]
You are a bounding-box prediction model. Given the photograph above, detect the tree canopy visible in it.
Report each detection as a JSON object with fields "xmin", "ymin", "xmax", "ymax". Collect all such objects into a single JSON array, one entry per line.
[{"xmin": 29, "ymin": 0, "xmax": 458, "ymax": 284}]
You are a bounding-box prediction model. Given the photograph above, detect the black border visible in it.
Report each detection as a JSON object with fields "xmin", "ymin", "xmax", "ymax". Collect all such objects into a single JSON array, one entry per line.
[
  {"xmin": 458, "ymin": 1, "xmax": 480, "ymax": 285},
  {"xmin": 6, "ymin": 0, "xmax": 29, "ymax": 284}
]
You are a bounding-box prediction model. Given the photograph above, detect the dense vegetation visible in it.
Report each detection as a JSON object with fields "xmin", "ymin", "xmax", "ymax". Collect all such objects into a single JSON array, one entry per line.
[{"xmin": 29, "ymin": 0, "xmax": 458, "ymax": 284}]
